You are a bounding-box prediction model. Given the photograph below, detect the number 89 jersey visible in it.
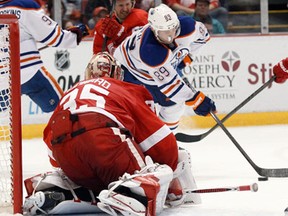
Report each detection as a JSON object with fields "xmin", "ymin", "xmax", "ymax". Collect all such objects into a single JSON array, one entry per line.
[{"xmin": 114, "ymin": 16, "xmax": 210, "ymax": 104}]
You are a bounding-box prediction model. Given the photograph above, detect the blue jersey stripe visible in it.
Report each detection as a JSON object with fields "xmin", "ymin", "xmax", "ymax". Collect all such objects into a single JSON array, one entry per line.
[
  {"xmin": 21, "ymin": 60, "xmax": 42, "ymax": 69},
  {"xmin": 40, "ymin": 25, "xmax": 57, "ymax": 44},
  {"xmin": 159, "ymin": 74, "xmax": 178, "ymax": 90},
  {"xmin": 167, "ymin": 82, "xmax": 185, "ymax": 98},
  {"xmin": 55, "ymin": 30, "xmax": 65, "ymax": 47}
]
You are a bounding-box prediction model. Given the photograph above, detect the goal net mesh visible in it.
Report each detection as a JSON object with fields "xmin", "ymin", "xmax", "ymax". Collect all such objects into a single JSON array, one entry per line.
[
  {"xmin": 0, "ymin": 23, "xmax": 14, "ymax": 211},
  {"xmin": 0, "ymin": 15, "xmax": 22, "ymax": 214}
]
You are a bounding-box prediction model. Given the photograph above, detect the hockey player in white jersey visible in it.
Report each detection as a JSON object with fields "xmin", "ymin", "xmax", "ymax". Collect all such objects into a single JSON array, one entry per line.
[
  {"xmin": 114, "ymin": 4, "xmax": 216, "ymax": 130},
  {"xmin": 0, "ymin": 0, "xmax": 88, "ymax": 113}
]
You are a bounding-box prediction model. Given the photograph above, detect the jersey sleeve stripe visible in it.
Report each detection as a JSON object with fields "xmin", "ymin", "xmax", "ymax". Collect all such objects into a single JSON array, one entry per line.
[
  {"xmin": 162, "ymin": 79, "xmax": 181, "ymax": 95},
  {"xmin": 20, "ymin": 51, "xmax": 40, "ymax": 56},
  {"xmin": 123, "ymin": 42, "xmax": 140, "ymax": 72},
  {"xmin": 122, "ymin": 43, "xmax": 153, "ymax": 81},
  {"xmin": 40, "ymin": 25, "xmax": 57, "ymax": 44},
  {"xmin": 21, "ymin": 61, "xmax": 43, "ymax": 69},
  {"xmin": 54, "ymin": 30, "xmax": 65, "ymax": 47},
  {"xmin": 167, "ymin": 82, "xmax": 185, "ymax": 99},
  {"xmin": 20, "ymin": 51, "xmax": 42, "ymax": 69},
  {"xmin": 159, "ymin": 74, "xmax": 178, "ymax": 90},
  {"xmin": 47, "ymin": 26, "xmax": 62, "ymax": 46},
  {"xmin": 40, "ymin": 66, "xmax": 64, "ymax": 96},
  {"xmin": 112, "ymin": 128, "xmax": 146, "ymax": 169},
  {"xmin": 139, "ymin": 125, "xmax": 172, "ymax": 152}
]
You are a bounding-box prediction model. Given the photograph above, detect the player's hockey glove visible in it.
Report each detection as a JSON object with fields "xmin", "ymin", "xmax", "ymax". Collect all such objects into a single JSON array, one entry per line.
[
  {"xmin": 273, "ymin": 57, "xmax": 288, "ymax": 83},
  {"xmin": 178, "ymin": 54, "xmax": 193, "ymax": 70},
  {"xmin": 67, "ymin": 24, "xmax": 89, "ymax": 45},
  {"xmin": 98, "ymin": 17, "xmax": 127, "ymax": 46},
  {"xmin": 185, "ymin": 91, "xmax": 216, "ymax": 116}
]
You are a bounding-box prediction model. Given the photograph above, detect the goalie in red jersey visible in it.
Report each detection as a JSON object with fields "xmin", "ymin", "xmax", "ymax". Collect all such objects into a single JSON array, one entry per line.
[
  {"xmin": 23, "ymin": 52, "xmax": 201, "ymax": 216},
  {"xmin": 93, "ymin": 0, "xmax": 148, "ymax": 55}
]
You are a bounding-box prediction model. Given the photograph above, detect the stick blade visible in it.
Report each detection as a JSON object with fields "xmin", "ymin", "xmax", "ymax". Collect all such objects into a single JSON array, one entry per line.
[
  {"xmin": 175, "ymin": 132, "xmax": 203, "ymax": 142},
  {"xmin": 256, "ymin": 167, "xmax": 288, "ymax": 177}
]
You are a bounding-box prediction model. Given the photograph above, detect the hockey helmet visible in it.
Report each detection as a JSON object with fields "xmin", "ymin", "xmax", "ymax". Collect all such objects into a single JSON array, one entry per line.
[
  {"xmin": 85, "ymin": 52, "xmax": 123, "ymax": 80},
  {"xmin": 148, "ymin": 4, "xmax": 180, "ymax": 43}
]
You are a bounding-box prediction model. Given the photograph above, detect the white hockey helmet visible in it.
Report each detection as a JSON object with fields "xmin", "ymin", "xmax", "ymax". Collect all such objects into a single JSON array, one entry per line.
[
  {"xmin": 85, "ymin": 52, "xmax": 123, "ymax": 80},
  {"xmin": 148, "ymin": 4, "xmax": 180, "ymax": 42}
]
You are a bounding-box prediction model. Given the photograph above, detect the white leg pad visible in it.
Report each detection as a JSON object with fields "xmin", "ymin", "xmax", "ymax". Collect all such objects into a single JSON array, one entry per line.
[
  {"xmin": 167, "ymin": 148, "xmax": 201, "ymax": 206},
  {"xmin": 98, "ymin": 190, "xmax": 146, "ymax": 216},
  {"xmin": 97, "ymin": 156, "xmax": 173, "ymax": 216}
]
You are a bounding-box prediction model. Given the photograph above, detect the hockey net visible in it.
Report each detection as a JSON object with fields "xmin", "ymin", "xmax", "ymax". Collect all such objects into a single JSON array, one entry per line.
[{"xmin": 0, "ymin": 15, "xmax": 22, "ymax": 214}]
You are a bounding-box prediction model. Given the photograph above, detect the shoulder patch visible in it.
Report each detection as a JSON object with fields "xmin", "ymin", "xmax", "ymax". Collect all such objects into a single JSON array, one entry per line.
[
  {"xmin": 178, "ymin": 16, "xmax": 196, "ymax": 37},
  {"xmin": 140, "ymin": 28, "xmax": 169, "ymax": 67}
]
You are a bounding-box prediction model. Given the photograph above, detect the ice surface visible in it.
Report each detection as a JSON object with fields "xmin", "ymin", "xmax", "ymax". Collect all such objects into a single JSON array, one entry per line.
[{"xmin": 5, "ymin": 124, "xmax": 288, "ymax": 216}]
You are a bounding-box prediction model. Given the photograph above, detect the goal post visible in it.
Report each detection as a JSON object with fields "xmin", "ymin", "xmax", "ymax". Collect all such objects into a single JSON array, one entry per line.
[{"xmin": 0, "ymin": 14, "xmax": 22, "ymax": 214}]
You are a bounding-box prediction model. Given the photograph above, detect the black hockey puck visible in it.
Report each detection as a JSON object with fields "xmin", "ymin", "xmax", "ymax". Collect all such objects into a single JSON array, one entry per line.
[{"xmin": 258, "ymin": 177, "xmax": 268, "ymax": 181}]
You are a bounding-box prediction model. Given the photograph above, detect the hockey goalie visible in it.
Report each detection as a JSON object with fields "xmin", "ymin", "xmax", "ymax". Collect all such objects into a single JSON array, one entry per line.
[{"xmin": 23, "ymin": 52, "xmax": 201, "ymax": 215}]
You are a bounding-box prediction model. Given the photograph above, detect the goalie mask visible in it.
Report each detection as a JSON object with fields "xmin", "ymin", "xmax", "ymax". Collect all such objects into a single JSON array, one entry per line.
[
  {"xmin": 148, "ymin": 4, "xmax": 180, "ymax": 44},
  {"xmin": 85, "ymin": 52, "xmax": 123, "ymax": 80}
]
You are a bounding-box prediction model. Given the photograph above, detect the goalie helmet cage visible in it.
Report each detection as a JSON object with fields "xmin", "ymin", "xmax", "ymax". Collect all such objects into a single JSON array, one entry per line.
[{"xmin": 0, "ymin": 15, "xmax": 22, "ymax": 214}]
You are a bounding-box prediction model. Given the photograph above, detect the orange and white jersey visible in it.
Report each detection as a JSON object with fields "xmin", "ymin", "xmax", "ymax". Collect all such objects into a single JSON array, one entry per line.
[
  {"xmin": 114, "ymin": 16, "xmax": 210, "ymax": 104},
  {"xmin": 0, "ymin": 0, "xmax": 78, "ymax": 84}
]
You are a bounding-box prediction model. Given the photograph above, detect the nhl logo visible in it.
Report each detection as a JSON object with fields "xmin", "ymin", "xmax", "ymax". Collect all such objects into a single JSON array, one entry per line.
[{"xmin": 54, "ymin": 50, "xmax": 70, "ymax": 71}]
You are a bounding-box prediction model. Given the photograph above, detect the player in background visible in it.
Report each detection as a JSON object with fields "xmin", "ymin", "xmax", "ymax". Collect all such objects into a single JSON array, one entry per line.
[
  {"xmin": 93, "ymin": 0, "xmax": 148, "ymax": 55},
  {"xmin": 0, "ymin": 0, "xmax": 88, "ymax": 113},
  {"xmin": 23, "ymin": 52, "xmax": 201, "ymax": 216},
  {"xmin": 114, "ymin": 4, "xmax": 216, "ymax": 131}
]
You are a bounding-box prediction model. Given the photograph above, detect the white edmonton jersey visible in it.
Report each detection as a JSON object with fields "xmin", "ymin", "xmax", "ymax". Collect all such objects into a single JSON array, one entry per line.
[
  {"xmin": 0, "ymin": 0, "xmax": 78, "ymax": 84},
  {"xmin": 114, "ymin": 16, "xmax": 210, "ymax": 104}
]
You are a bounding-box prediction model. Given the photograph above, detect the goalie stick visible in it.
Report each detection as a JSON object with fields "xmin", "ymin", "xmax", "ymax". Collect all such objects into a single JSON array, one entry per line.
[
  {"xmin": 186, "ymin": 183, "xmax": 258, "ymax": 194},
  {"xmin": 210, "ymin": 111, "xmax": 288, "ymax": 177},
  {"xmin": 176, "ymin": 75, "xmax": 276, "ymax": 143}
]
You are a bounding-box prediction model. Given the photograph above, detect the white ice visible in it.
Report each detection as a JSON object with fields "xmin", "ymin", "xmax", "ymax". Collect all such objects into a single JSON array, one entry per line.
[{"xmin": 10, "ymin": 124, "xmax": 288, "ymax": 215}]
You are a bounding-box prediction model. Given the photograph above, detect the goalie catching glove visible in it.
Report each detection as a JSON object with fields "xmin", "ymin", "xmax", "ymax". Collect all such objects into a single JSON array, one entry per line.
[
  {"xmin": 98, "ymin": 16, "xmax": 127, "ymax": 46},
  {"xmin": 185, "ymin": 91, "xmax": 216, "ymax": 116},
  {"xmin": 67, "ymin": 23, "xmax": 89, "ymax": 45},
  {"xmin": 273, "ymin": 57, "xmax": 288, "ymax": 83}
]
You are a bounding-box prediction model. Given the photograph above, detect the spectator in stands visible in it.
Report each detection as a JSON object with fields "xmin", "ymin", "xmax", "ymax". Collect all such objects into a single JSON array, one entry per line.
[
  {"xmin": 84, "ymin": 0, "xmax": 107, "ymax": 23},
  {"xmin": 138, "ymin": 0, "xmax": 155, "ymax": 11},
  {"xmin": 87, "ymin": 6, "xmax": 109, "ymax": 30},
  {"xmin": 46, "ymin": 0, "xmax": 67, "ymax": 27},
  {"xmin": 193, "ymin": 0, "xmax": 225, "ymax": 34},
  {"xmin": 64, "ymin": 8, "xmax": 82, "ymax": 28},
  {"xmin": 163, "ymin": 0, "xmax": 228, "ymax": 30},
  {"xmin": 93, "ymin": 0, "xmax": 148, "ymax": 55}
]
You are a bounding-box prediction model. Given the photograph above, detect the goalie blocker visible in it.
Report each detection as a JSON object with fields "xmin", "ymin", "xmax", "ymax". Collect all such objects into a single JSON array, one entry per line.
[{"xmin": 23, "ymin": 149, "xmax": 200, "ymax": 216}]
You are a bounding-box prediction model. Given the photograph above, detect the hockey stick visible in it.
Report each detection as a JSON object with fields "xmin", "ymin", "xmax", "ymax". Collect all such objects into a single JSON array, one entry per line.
[
  {"xmin": 186, "ymin": 183, "xmax": 258, "ymax": 194},
  {"xmin": 102, "ymin": 0, "xmax": 116, "ymax": 51},
  {"xmin": 210, "ymin": 111, "xmax": 288, "ymax": 177},
  {"xmin": 176, "ymin": 75, "xmax": 276, "ymax": 143}
]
